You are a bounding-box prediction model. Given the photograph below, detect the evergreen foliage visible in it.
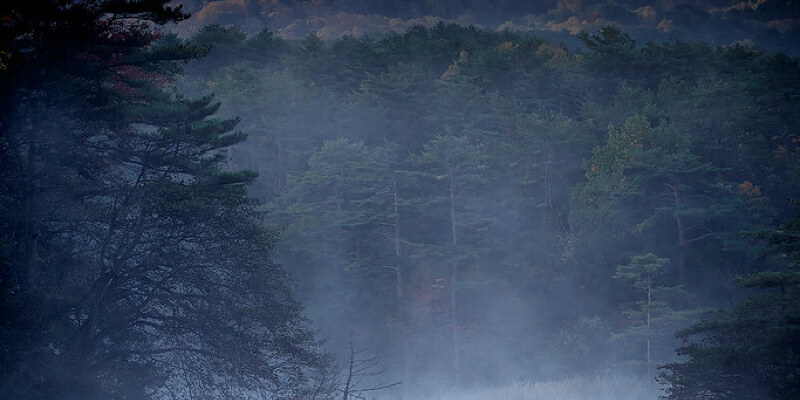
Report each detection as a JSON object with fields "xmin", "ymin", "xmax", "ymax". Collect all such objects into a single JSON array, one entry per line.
[
  {"xmin": 659, "ymin": 213, "xmax": 800, "ymax": 399},
  {"xmin": 0, "ymin": 1, "xmax": 330, "ymax": 398},
  {"xmin": 179, "ymin": 21, "xmax": 800, "ymax": 395},
  {"xmin": 2, "ymin": 4, "xmax": 800, "ymax": 396}
]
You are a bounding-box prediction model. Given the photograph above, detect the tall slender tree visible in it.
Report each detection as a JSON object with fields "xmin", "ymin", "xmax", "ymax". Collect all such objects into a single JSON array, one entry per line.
[{"xmin": 411, "ymin": 133, "xmax": 495, "ymax": 384}]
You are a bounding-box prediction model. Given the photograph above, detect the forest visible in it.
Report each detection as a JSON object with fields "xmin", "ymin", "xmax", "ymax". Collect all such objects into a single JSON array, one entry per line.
[{"xmin": 1, "ymin": 1, "xmax": 799, "ymax": 399}]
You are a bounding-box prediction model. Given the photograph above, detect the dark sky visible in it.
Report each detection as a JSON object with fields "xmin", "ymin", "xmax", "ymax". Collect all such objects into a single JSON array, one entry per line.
[{"xmin": 173, "ymin": 1, "xmax": 800, "ymax": 53}]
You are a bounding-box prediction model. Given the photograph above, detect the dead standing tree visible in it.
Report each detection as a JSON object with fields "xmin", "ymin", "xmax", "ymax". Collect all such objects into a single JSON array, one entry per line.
[{"xmin": 339, "ymin": 333, "xmax": 401, "ymax": 400}]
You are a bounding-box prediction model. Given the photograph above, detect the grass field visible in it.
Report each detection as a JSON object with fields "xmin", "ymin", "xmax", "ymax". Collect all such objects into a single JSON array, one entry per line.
[{"xmin": 378, "ymin": 374, "xmax": 661, "ymax": 400}]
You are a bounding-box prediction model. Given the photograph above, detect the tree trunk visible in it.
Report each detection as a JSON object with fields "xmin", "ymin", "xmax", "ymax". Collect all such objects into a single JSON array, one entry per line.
[
  {"xmin": 667, "ymin": 183, "xmax": 688, "ymax": 282},
  {"xmin": 393, "ymin": 180, "xmax": 411, "ymax": 393},
  {"xmin": 22, "ymin": 138, "xmax": 39, "ymax": 290},
  {"xmin": 394, "ymin": 181, "xmax": 402, "ymax": 260},
  {"xmin": 449, "ymin": 168, "xmax": 457, "ymax": 246},
  {"xmin": 448, "ymin": 168, "xmax": 460, "ymax": 385},
  {"xmin": 646, "ymin": 281, "xmax": 651, "ymax": 380}
]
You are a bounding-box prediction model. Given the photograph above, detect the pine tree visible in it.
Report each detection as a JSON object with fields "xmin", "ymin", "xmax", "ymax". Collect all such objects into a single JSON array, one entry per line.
[
  {"xmin": 659, "ymin": 212, "xmax": 800, "ymax": 400},
  {"xmin": 574, "ymin": 114, "xmax": 749, "ymax": 283},
  {"xmin": 614, "ymin": 253, "xmax": 699, "ymax": 379},
  {"xmin": 0, "ymin": 1, "xmax": 330, "ymax": 397},
  {"xmin": 276, "ymin": 139, "xmax": 410, "ymax": 387},
  {"xmin": 410, "ymin": 133, "xmax": 496, "ymax": 385},
  {"xmin": 659, "ymin": 270, "xmax": 800, "ymax": 400}
]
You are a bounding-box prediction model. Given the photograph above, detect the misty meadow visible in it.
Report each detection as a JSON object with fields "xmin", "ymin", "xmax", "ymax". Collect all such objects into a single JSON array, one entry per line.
[{"xmin": 1, "ymin": 1, "xmax": 799, "ymax": 399}]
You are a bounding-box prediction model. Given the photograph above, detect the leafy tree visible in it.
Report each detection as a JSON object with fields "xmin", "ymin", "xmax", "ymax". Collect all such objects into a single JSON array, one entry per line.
[
  {"xmin": 354, "ymin": 62, "xmax": 439, "ymax": 149},
  {"xmin": 577, "ymin": 26, "xmax": 639, "ymax": 95},
  {"xmin": 659, "ymin": 271, "xmax": 800, "ymax": 400},
  {"xmin": 615, "ymin": 253, "xmax": 669, "ymax": 378},
  {"xmin": 170, "ymin": 21, "xmax": 800, "ymax": 391},
  {"xmin": 280, "ymin": 139, "xmax": 402, "ymax": 276},
  {"xmin": 574, "ymin": 114, "xmax": 749, "ymax": 283},
  {"xmin": 276, "ymin": 139, "xmax": 410, "ymax": 381},
  {"xmin": 199, "ymin": 62, "xmax": 343, "ymax": 200},
  {"xmin": 409, "ymin": 133, "xmax": 498, "ymax": 383},
  {"xmin": 329, "ymin": 35, "xmax": 385, "ymax": 91},
  {"xmin": 187, "ymin": 24, "xmax": 247, "ymax": 71},
  {"xmin": 614, "ymin": 253, "xmax": 698, "ymax": 379},
  {"xmin": 0, "ymin": 1, "xmax": 330, "ymax": 398},
  {"xmin": 659, "ymin": 213, "xmax": 800, "ymax": 400}
]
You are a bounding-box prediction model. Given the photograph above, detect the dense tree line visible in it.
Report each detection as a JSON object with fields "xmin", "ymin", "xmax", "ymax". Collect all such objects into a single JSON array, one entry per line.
[
  {"xmin": 183, "ymin": 22, "xmax": 800, "ymax": 397},
  {"xmin": 0, "ymin": 1, "xmax": 331, "ymax": 398},
  {"xmin": 182, "ymin": 0, "xmax": 800, "ymax": 57},
  {"xmin": 1, "ymin": 2, "xmax": 798, "ymax": 397}
]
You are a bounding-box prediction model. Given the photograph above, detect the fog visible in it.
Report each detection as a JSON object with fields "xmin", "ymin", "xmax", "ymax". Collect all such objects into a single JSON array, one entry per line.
[
  {"xmin": 178, "ymin": 16, "xmax": 799, "ymax": 399},
  {"xmin": 2, "ymin": 1, "xmax": 798, "ymax": 399}
]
